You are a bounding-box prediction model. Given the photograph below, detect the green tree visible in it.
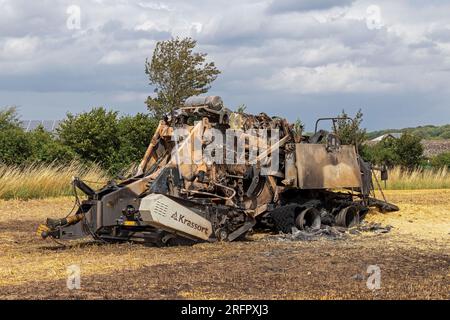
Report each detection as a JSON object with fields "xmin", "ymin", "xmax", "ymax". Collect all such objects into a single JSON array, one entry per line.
[
  {"xmin": 0, "ymin": 106, "xmax": 21, "ymax": 130},
  {"xmin": 57, "ymin": 108, "xmax": 120, "ymax": 171},
  {"xmin": 440, "ymin": 131, "xmax": 450, "ymax": 139},
  {"xmin": 395, "ymin": 133, "xmax": 423, "ymax": 169},
  {"xmin": 334, "ymin": 109, "xmax": 366, "ymax": 149},
  {"xmin": 361, "ymin": 137, "xmax": 398, "ymax": 167},
  {"xmin": 0, "ymin": 107, "xmax": 32, "ymax": 165},
  {"xmin": 145, "ymin": 37, "xmax": 221, "ymax": 117},
  {"xmin": 27, "ymin": 126, "xmax": 76, "ymax": 164},
  {"xmin": 0, "ymin": 128, "xmax": 32, "ymax": 165},
  {"xmin": 115, "ymin": 113, "xmax": 158, "ymax": 172},
  {"xmin": 293, "ymin": 118, "xmax": 304, "ymax": 143},
  {"xmin": 431, "ymin": 152, "xmax": 450, "ymax": 168},
  {"xmin": 362, "ymin": 134, "xmax": 423, "ymax": 169}
]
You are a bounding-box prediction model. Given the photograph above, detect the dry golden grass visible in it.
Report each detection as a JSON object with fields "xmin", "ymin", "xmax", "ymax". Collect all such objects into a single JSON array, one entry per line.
[
  {"xmin": 0, "ymin": 189, "xmax": 448, "ymax": 299},
  {"xmin": 382, "ymin": 166, "xmax": 450, "ymax": 190},
  {"xmin": 0, "ymin": 162, "xmax": 110, "ymax": 200},
  {"xmin": 0, "ymin": 163, "xmax": 448, "ymax": 201}
]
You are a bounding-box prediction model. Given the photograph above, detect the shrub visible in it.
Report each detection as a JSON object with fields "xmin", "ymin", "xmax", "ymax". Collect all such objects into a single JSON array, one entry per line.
[
  {"xmin": 431, "ymin": 152, "xmax": 450, "ymax": 168},
  {"xmin": 395, "ymin": 133, "xmax": 423, "ymax": 169},
  {"xmin": 361, "ymin": 138, "xmax": 398, "ymax": 167},
  {"xmin": 115, "ymin": 113, "xmax": 158, "ymax": 173},
  {"xmin": 335, "ymin": 109, "xmax": 366, "ymax": 148},
  {"xmin": 26, "ymin": 126, "xmax": 77, "ymax": 164},
  {"xmin": 57, "ymin": 107, "xmax": 120, "ymax": 172},
  {"xmin": 0, "ymin": 106, "xmax": 21, "ymax": 130},
  {"xmin": 0, "ymin": 107, "xmax": 32, "ymax": 165},
  {"xmin": 0, "ymin": 128, "xmax": 32, "ymax": 165},
  {"xmin": 57, "ymin": 108, "xmax": 157, "ymax": 174},
  {"xmin": 363, "ymin": 133, "xmax": 423, "ymax": 169}
]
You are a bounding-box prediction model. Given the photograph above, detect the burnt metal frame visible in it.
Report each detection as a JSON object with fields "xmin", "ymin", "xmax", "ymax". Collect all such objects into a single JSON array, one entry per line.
[{"xmin": 314, "ymin": 117, "xmax": 359, "ymax": 154}]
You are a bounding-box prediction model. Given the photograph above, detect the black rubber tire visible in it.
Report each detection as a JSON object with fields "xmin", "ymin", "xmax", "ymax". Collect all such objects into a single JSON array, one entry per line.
[
  {"xmin": 335, "ymin": 206, "xmax": 360, "ymax": 228},
  {"xmin": 270, "ymin": 205, "xmax": 297, "ymax": 233},
  {"xmin": 295, "ymin": 207, "xmax": 321, "ymax": 230}
]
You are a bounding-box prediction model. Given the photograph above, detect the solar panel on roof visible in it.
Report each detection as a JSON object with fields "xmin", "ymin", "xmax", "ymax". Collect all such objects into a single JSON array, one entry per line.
[
  {"xmin": 20, "ymin": 120, "xmax": 62, "ymax": 132},
  {"xmin": 42, "ymin": 120, "xmax": 54, "ymax": 131},
  {"xmin": 53, "ymin": 120, "xmax": 62, "ymax": 131},
  {"xmin": 27, "ymin": 120, "xmax": 42, "ymax": 131}
]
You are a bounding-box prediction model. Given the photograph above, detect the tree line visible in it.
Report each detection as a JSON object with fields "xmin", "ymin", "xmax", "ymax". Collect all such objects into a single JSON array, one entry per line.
[
  {"xmin": 0, "ymin": 106, "xmax": 157, "ymax": 174},
  {"xmin": 1, "ymin": 37, "xmax": 449, "ymax": 173},
  {"xmin": 367, "ymin": 124, "xmax": 450, "ymax": 140},
  {"xmin": 335, "ymin": 110, "xmax": 450, "ymax": 169}
]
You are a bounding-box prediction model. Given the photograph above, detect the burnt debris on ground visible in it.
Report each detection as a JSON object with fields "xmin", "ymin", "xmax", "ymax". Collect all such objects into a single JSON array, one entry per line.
[{"xmin": 268, "ymin": 222, "xmax": 393, "ymax": 242}]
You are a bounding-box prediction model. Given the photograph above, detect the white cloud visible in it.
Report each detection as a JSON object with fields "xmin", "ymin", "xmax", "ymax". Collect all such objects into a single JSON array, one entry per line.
[
  {"xmin": 1, "ymin": 37, "xmax": 40, "ymax": 59},
  {"xmin": 1, "ymin": 0, "xmax": 450, "ymax": 128},
  {"xmin": 259, "ymin": 62, "xmax": 399, "ymax": 94},
  {"xmin": 99, "ymin": 51, "xmax": 130, "ymax": 65},
  {"xmin": 112, "ymin": 91, "xmax": 148, "ymax": 103}
]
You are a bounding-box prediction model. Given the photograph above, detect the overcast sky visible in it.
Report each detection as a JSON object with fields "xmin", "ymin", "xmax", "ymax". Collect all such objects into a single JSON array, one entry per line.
[{"xmin": 1, "ymin": 0, "xmax": 450, "ymax": 131}]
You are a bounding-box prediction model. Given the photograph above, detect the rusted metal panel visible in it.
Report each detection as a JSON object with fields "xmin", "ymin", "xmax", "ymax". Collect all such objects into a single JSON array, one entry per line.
[{"xmin": 295, "ymin": 144, "xmax": 362, "ymax": 189}]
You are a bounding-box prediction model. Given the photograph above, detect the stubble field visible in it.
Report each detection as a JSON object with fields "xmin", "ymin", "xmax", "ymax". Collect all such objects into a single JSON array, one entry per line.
[{"xmin": 0, "ymin": 189, "xmax": 448, "ymax": 299}]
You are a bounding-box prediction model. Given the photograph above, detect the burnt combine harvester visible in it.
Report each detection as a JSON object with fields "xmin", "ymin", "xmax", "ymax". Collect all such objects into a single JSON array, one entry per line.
[{"xmin": 37, "ymin": 96, "xmax": 398, "ymax": 245}]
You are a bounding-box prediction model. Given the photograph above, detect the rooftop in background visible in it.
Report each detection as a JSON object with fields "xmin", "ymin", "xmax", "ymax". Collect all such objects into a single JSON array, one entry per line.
[
  {"xmin": 370, "ymin": 133, "xmax": 403, "ymax": 142},
  {"xmin": 20, "ymin": 120, "xmax": 61, "ymax": 132}
]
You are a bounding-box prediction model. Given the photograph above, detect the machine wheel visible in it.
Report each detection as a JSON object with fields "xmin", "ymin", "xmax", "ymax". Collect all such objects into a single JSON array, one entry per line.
[
  {"xmin": 295, "ymin": 207, "xmax": 321, "ymax": 230},
  {"xmin": 335, "ymin": 206, "xmax": 360, "ymax": 228},
  {"xmin": 270, "ymin": 205, "xmax": 297, "ymax": 233}
]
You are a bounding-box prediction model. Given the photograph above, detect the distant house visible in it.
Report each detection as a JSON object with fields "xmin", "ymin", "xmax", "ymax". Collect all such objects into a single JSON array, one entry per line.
[
  {"xmin": 364, "ymin": 132, "xmax": 402, "ymax": 146},
  {"xmin": 370, "ymin": 132, "xmax": 403, "ymax": 143},
  {"xmin": 366, "ymin": 132, "xmax": 450, "ymax": 158}
]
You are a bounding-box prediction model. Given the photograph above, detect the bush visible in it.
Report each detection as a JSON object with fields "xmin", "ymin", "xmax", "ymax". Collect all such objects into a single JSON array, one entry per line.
[
  {"xmin": 395, "ymin": 133, "xmax": 423, "ymax": 169},
  {"xmin": 57, "ymin": 108, "xmax": 158, "ymax": 174},
  {"xmin": 0, "ymin": 128, "xmax": 32, "ymax": 165},
  {"xmin": 335, "ymin": 109, "xmax": 367, "ymax": 148},
  {"xmin": 0, "ymin": 106, "xmax": 21, "ymax": 131},
  {"xmin": 0, "ymin": 107, "xmax": 32, "ymax": 165},
  {"xmin": 115, "ymin": 113, "xmax": 158, "ymax": 173},
  {"xmin": 431, "ymin": 152, "xmax": 450, "ymax": 168},
  {"xmin": 361, "ymin": 138, "xmax": 398, "ymax": 167},
  {"xmin": 362, "ymin": 133, "xmax": 423, "ymax": 169},
  {"xmin": 57, "ymin": 108, "xmax": 120, "ymax": 172},
  {"xmin": 27, "ymin": 126, "xmax": 77, "ymax": 164},
  {"xmin": 1, "ymin": 106, "xmax": 158, "ymax": 176}
]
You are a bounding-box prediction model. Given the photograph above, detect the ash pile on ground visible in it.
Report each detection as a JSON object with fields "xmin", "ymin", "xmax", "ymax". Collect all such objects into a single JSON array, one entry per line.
[{"xmin": 269, "ymin": 222, "xmax": 393, "ymax": 242}]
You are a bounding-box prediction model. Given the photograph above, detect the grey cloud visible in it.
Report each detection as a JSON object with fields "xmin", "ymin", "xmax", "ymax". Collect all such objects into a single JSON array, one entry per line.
[
  {"xmin": 267, "ymin": 0, "xmax": 355, "ymax": 14},
  {"xmin": 1, "ymin": 0, "xmax": 450, "ymax": 130},
  {"xmin": 0, "ymin": 0, "xmax": 67, "ymax": 37},
  {"xmin": 427, "ymin": 27, "xmax": 450, "ymax": 43},
  {"xmin": 100, "ymin": 20, "xmax": 171, "ymax": 41}
]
